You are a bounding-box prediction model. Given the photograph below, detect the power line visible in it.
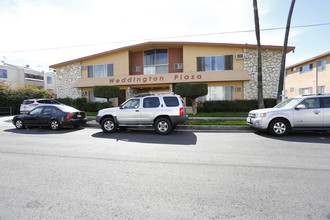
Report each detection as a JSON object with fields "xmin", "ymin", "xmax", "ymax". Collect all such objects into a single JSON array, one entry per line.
[{"xmin": 1, "ymin": 22, "xmax": 330, "ymax": 53}]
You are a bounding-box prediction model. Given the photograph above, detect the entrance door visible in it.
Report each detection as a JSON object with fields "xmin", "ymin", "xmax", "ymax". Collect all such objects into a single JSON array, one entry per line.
[{"xmin": 119, "ymin": 90, "xmax": 126, "ymax": 105}]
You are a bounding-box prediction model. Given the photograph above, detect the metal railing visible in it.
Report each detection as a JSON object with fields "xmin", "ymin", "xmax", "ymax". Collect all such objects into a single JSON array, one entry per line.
[{"xmin": 0, "ymin": 107, "xmax": 12, "ymax": 116}]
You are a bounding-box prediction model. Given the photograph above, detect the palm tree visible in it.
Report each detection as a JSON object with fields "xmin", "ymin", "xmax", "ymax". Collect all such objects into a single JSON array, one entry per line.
[
  {"xmin": 253, "ymin": 0, "xmax": 264, "ymax": 109},
  {"xmin": 277, "ymin": 0, "xmax": 296, "ymax": 103}
]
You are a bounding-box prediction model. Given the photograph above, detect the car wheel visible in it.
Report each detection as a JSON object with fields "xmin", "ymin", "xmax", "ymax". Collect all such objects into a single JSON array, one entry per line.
[
  {"xmin": 268, "ymin": 119, "xmax": 289, "ymax": 136},
  {"xmin": 15, "ymin": 119, "xmax": 24, "ymax": 129},
  {"xmin": 155, "ymin": 117, "xmax": 172, "ymax": 135},
  {"xmin": 50, "ymin": 120, "xmax": 60, "ymax": 130},
  {"xmin": 101, "ymin": 117, "xmax": 117, "ymax": 133}
]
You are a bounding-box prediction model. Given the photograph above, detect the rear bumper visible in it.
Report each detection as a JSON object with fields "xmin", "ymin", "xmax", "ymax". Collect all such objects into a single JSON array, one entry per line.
[
  {"xmin": 61, "ymin": 118, "xmax": 87, "ymax": 127},
  {"xmin": 170, "ymin": 115, "xmax": 188, "ymax": 126}
]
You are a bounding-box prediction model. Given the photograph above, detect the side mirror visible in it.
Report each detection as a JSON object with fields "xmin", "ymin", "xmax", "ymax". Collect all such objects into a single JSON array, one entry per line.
[{"xmin": 296, "ymin": 104, "xmax": 306, "ymax": 109}]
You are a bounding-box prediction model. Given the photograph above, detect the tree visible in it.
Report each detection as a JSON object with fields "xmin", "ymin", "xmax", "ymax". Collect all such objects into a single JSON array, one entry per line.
[
  {"xmin": 277, "ymin": 0, "xmax": 296, "ymax": 103},
  {"xmin": 175, "ymin": 83, "xmax": 208, "ymax": 114},
  {"xmin": 253, "ymin": 0, "xmax": 264, "ymax": 109},
  {"xmin": 93, "ymin": 85, "xmax": 120, "ymax": 106}
]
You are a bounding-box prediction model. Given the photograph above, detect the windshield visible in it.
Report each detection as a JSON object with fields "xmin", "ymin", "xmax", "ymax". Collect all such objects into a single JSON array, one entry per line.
[{"xmin": 274, "ymin": 98, "xmax": 301, "ymax": 109}]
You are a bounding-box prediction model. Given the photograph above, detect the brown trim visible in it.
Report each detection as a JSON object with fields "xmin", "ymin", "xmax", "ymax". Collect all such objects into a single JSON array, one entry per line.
[
  {"xmin": 50, "ymin": 41, "xmax": 295, "ymax": 68},
  {"xmin": 286, "ymin": 51, "xmax": 330, "ymax": 70}
]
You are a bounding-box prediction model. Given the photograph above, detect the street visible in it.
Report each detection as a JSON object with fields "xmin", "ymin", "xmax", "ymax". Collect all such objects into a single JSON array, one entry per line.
[{"xmin": 0, "ymin": 117, "xmax": 330, "ymax": 220}]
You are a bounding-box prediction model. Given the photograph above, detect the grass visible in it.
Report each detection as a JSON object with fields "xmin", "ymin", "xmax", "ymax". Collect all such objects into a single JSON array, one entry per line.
[
  {"xmin": 184, "ymin": 119, "xmax": 247, "ymax": 126},
  {"xmin": 188, "ymin": 112, "xmax": 248, "ymax": 117}
]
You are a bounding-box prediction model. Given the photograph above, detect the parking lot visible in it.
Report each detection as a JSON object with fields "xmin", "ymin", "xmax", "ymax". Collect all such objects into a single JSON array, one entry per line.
[{"xmin": 1, "ymin": 116, "xmax": 330, "ymax": 219}]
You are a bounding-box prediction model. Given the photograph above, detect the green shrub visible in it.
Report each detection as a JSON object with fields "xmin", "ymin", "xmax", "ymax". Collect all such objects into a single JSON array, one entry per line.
[{"xmin": 200, "ymin": 99, "xmax": 277, "ymax": 112}]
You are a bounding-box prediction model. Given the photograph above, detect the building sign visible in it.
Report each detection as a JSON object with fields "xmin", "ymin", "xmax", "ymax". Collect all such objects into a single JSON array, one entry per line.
[
  {"xmin": 73, "ymin": 70, "xmax": 250, "ymax": 88},
  {"xmin": 108, "ymin": 73, "xmax": 203, "ymax": 85}
]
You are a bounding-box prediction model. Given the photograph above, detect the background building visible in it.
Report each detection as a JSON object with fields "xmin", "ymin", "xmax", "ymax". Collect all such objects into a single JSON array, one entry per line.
[
  {"xmin": 285, "ymin": 51, "xmax": 330, "ymax": 98},
  {"xmin": 50, "ymin": 41, "xmax": 294, "ymax": 106},
  {"xmin": 0, "ymin": 63, "xmax": 56, "ymax": 93}
]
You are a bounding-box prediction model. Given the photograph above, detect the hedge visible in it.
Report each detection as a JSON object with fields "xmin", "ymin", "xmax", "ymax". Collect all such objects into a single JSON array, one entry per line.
[{"xmin": 199, "ymin": 98, "xmax": 277, "ymax": 112}]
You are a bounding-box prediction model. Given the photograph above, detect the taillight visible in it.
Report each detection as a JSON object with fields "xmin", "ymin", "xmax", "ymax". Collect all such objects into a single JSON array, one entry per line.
[
  {"xmin": 29, "ymin": 104, "xmax": 38, "ymax": 106},
  {"xmin": 66, "ymin": 114, "xmax": 73, "ymax": 119},
  {"xmin": 179, "ymin": 107, "xmax": 184, "ymax": 116},
  {"xmin": 84, "ymin": 113, "xmax": 86, "ymax": 118}
]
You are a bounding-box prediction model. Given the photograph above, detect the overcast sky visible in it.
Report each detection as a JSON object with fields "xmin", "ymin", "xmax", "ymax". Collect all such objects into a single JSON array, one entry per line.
[{"xmin": 0, "ymin": 0, "xmax": 329, "ymax": 72}]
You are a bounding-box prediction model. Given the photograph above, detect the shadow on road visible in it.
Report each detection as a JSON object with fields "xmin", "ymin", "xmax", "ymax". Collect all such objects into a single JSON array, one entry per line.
[
  {"xmin": 4, "ymin": 127, "xmax": 84, "ymax": 135},
  {"xmin": 254, "ymin": 131, "xmax": 330, "ymax": 144},
  {"xmin": 92, "ymin": 129, "xmax": 197, "ymax": 145}
]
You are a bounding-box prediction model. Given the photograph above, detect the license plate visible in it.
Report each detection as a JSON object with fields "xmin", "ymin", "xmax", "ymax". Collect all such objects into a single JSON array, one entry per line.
[
  {"xmin": 77, "ymin": 115, "xmax": 81, "ymax": 118},
  {"xmin": 247, "ymin": 117, "xmax": 251, "ymax": 123}
]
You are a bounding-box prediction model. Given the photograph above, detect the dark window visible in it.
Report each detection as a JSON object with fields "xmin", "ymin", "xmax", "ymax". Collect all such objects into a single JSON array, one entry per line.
[
  {"xmin": 29, "ymin": 107, "xmax": 43, "ymax": 115},
  {"xmin": 197, "ymin": 55, "xmax": 233, "ymax": 72},
  {"xmin": 300, "ymin": 98, "xmax": 320, "ymax": 109},
  {"xmin": 321, "ymin": 97, "xmax": 330, "ymax": 108},
  {"xmin": 88, "ymin": 64, "xmax": 114, "ymax": 78},
  {"xmin": 42, "ymin": 106, "xmax": 57, "ymax": 115},
  {"xmin": 0, "ymin": 69, "xmax": 7, "ymax": 78},
  {"xmin": 163, "ymin": 97, "xmax": 179, "ymax": 107},
  {"xmin": 143, "ymin": 97, "xmax": 160, "ymax": 108},
  {"xmin": 23, "ymin": 100, "xmax": 34, "ymax": 105}
]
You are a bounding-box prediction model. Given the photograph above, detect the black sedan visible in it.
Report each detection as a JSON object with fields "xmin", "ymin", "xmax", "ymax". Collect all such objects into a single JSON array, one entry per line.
[{"xmin": 13, "ymin": 105, "xmax": 87, "ymax": 130}]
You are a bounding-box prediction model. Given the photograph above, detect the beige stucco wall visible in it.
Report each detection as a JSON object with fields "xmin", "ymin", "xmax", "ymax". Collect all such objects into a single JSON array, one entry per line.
[
  {"xmin": 81, "ymin": 50, "xmax": 129, "ymax": 78},
  {"xmin": 285, "ymin": 55, "xmax": 330, "ymax": 98},
  {"xmin": 182, "ymin": 45, "xmax": 244, "ymax": 72}
]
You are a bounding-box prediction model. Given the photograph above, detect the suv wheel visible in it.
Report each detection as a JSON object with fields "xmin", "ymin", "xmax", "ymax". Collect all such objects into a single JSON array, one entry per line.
[
  {"xmin": 268, "ymin": 119, "xmax": 289, "ymax": 136},
  {"xmin": 155, "ymin": 118, "xmax": 172, "ymax": 135},
  {"xmin": 101, "ymin": 117, "xmax": 117, "ymax": 133}
]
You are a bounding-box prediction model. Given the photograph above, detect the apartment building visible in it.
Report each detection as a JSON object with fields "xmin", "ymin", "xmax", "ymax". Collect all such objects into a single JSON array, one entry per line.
[
  {"xmin": 0, "ymin": 63, "xmax": 56, "ymax": 93},
  {"xmin": 285, "ymin": 51, "xmax": 330, "ymax": 98},
  {"xmin": 49, "ymin": 41, "xmax": 294, "ymax": 106}
]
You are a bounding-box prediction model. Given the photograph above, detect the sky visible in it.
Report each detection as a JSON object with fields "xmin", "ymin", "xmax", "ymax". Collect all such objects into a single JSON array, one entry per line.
[{"xmin": 0, "ymin": 0, "xmax": 329, "ymax": 72}]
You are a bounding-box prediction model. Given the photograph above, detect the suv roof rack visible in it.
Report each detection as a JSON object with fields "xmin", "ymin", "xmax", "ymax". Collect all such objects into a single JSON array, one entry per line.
[
  {"xmin": 302, "ymin": 93, "xmax": 330, "ymax": 97},
  {"xmin": 133, "ymin": 92, "xmax": 175, "ymax": 97}
]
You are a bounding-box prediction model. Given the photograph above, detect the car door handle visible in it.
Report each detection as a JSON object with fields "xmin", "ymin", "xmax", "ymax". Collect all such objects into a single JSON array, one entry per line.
[
  {"xmin": 313, "ymin": 110, "xmax": 320, "ymax": 114},
  {"xmin": 135, "ymin": 110, "xmax": 139, "ymax": 112}
]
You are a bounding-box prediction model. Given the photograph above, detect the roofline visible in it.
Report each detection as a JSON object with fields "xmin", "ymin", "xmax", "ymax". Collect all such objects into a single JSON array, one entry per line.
[
  {"xmin": 49, "ymin": 41, "xmax": 295, "ymax": 68},
  {"xmin": 286, "ymin": 51, "xmax": 330, "ymax": 70}
]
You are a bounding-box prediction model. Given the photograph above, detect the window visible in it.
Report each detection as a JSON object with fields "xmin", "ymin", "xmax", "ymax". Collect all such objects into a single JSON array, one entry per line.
[
  {"xmin": 317, "ymin": 86, "xmax": 325, "ymax": 94},
  {"xmin": 143, "ymin": 49, "xmax": 168, "ymax": 74},
  {"xmin": 133, "ymin": 66, "xmax": 141, "ymax": 72},
  {"xmin": 0, "ymin": 69, "xmax": 7, "ymax": 78},
  {"xmin": 197, "ymin": 55, "xmax": 233, "ymax": 72},
  {"xmin": 42, "ymin": 106, "xmax": 57, "ymax": 115},
  {"xmin": 299, "ymin": 87, "xmax": 313, "ymax": 95},
  {"xmin": 198, "ymin": 86, "xmax": 234, "ymax": 101},
  {"xmin": 322, "ymin": 97, "xmax": 330, "ymax": 108},
  {"xmin": 121, "ymin": 99, "xmax": 140, "ymax": 109},
  {"xmin": 291, "ymin": 67, "xmax": 297, "ymax": 72},
  {"xmin": 29, "ymin": 107, "xmax": 43, "ymax": 115},
  {"xmin": 88, "ymin": 64, "xmax": 114, "ymax": 78},
  {"xmin": 164, "ymin": 97, "xmax": 179, "ymax": 107},
  {"xmin": 47, "ymin": 76, "xmax": 52, "ymax": 84},
  {"xmin": 174, "ymin": 63, "xmax": 183, "ymax": 69},
  {"xmin": 300, "ymin": 98, "xmax": 320, "ymax": 109},
  {"xmin": 299, "ymin": 63, "xmax": 313, "ymax": 73},
  {"xmin": 317, "ymin": 59, "xmax": 326, "ymax": 72},
  {"xmin": 290, "ymin": 87, "xmax": 295, "ymax": 93},
  {"xmin": 25, "ymin": 73, "xmax": 44, "ymax": 80},
  {"xmin": 143, "ymin": 97, "xmax": 160, "ymax": 108}
]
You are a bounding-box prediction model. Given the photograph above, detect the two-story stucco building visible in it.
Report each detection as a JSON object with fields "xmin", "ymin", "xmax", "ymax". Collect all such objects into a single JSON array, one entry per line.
[
  {"xmin": 49, "ymin": 41, "xmax": 294, "ymax": 106},
  {"xmin": 285, "ymin": 51, "xmax": 330, "ymax": 98}
]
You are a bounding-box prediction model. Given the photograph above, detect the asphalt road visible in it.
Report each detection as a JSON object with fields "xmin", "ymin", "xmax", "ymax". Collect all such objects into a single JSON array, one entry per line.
[{"xmin": 0, "ymin": 116, "xmax": 330, "ymax": 220}]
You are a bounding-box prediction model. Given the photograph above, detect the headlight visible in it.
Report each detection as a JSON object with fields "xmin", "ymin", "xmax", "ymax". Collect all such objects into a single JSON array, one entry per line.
[{"xmin": 261, "ymin": 113, "xmax": 267, "ymax": 117}]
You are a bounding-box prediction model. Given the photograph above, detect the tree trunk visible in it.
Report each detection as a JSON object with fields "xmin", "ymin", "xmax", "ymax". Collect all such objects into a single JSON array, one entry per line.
[
  {"xmin": 253, "ymin": 0, "xmax": 264, "ymax": 109},
  {"xmin": 191, "ymin": 98, "xmax": 196, "ymax": 114},
  {"xmin": 277, "ymin": 0, "xmax": 296, "ymax": 103}
]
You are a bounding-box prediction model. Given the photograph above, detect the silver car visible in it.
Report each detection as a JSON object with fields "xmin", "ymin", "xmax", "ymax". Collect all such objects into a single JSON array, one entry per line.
[
  {"xmin": 96, "ymin": 93, "xmax": 188, "ymax": 135},
  {"xmin": 247, "ymin": 94, "xmax": 330, "ymax": 136},
  {"xmin": 20, "ymin": 99, "xmax": 63, "ymax": 114}
]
